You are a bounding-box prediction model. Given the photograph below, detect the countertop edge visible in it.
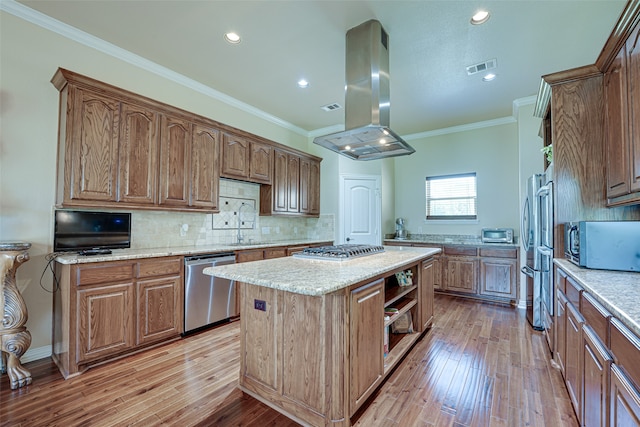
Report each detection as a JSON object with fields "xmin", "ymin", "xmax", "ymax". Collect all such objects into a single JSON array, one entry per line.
[
  {"xmin": 53, "ymin": 239, "xmax": 333, "ymax": 264},
  {"xmin": 554, "ymin": 258, "xmax": 640, "ymax": 338}
]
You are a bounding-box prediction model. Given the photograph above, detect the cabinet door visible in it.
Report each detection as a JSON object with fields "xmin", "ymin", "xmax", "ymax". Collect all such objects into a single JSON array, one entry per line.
[
  {"xmin": 190, "ymin": 123, "xmax": 220, "ymax": 210},
  {"xmin": 118, "ymin": 103, "xmax": 158, "ymax": 205},
  {"xmin": 420, "ymin": 259, "xmax": 435, "ymax": 330},
  {"xmin": 583, "ymin": 325, "xmax": 612, "ymax": 427},
  {"xmin": 610, "ymin": 364, "xmax": 640, "ymax": 426},
  {"xmin": 221, "ymin": 133, "xmax": 250, "ymax": 179},
  {"xmin": 272, "ymin": 149, "xmax": 289, "ymax": 212},
  {"xmin": 445, "ymin": 257, "xmax": 478, "ymax": 294},
  {"xmin": 287, "ymin": 154, "xmax": 300, "ymax": 213},
  {"xmin": 137, "ymin": 275, "xmax": 182, "ymax": 345},
  {"xmin": 628, "ymin": 23, "xmax": 640, "ymax": 193},
  {"xmin": 566, "ymin": 301, "xmax": 585, "ymax": 420},
  {"xmin": 249, "ymin": 141, "xmax": 273, "ymax": 184},
  {"xmin": 299, "ymin": 157, "xmax": 311, "ymax": 214},
  {"xmin": 68, "ymin": 88, "xmax": 120, "ymax": 202},
  {"xmin": 350, "ymin": 279, "xmax": 384, "ymax": 413},
  {"xmin": 605, "ymin": 44, "xmax": 631, "ymax": 199},
  {"xmin": 159, "ymin": 115, "xmax": 191, "ymax": 206},
  {"xmin": 556, "ymin": 290, "xmax": 567, "ymax": 376},
  {"xmin": 479, "ymin": 257, "xmax": 517, "ymax": 299},
  {"xmin": 77, "ymin": 282, "xmax": 135, "ymax": 363}
]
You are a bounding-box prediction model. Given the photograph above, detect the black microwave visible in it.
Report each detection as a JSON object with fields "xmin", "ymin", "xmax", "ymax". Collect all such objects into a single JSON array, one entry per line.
[{"xmin": 564, "ymin": 221, "xmax": 640, "ymax": 272}]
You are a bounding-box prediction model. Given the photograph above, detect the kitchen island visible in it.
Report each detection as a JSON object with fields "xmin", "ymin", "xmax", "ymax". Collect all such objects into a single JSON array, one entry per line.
[{"xmin": 205, "ymin": 245, "xmax": 440, "ymax": 427}]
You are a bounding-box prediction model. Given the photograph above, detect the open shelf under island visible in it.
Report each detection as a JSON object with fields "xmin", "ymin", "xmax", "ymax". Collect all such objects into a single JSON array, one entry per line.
[{"xmin": 205, "ymin": 245, "xmax": 440, "ymax": 427}]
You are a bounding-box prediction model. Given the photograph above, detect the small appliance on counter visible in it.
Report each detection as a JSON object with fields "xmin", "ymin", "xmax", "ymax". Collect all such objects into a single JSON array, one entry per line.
[
  {"xmin": 481, "ymin": 228, "xmax": 514, "ymax": 244},
  {"xmin": 564, "ymin": 221, "xmax": 640, "ymax": 272},
  {"xmin": 395, "ymin": 218, "xmax": 408, "ymax": 240}
]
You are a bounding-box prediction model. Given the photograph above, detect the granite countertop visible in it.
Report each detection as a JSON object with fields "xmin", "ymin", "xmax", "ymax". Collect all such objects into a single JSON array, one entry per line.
[
  {"xmin": 383, "ymin": 234, "xmax": 519, "ymax": 248},
  {"xmin": 554, "ymin": 259, "xmax": 640, "ymax": 338},
  {"xmin": 53, "ymin": 239, "xmax": 333, "ymax": 265},
  {"xmin": 204, "ymin": 246, "xmax": 441, "ymax": 296}
]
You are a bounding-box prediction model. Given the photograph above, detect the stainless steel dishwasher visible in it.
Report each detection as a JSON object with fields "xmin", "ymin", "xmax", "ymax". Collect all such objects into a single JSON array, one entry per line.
[{"xmin": 184, "ymin": 253, "xmax": 237, "ymax": 334}]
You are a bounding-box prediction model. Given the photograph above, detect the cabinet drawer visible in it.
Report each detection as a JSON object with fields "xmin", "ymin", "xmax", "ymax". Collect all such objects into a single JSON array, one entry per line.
[
  {"xmin": 581, "ymin": 292, "xmax": 611, "ymax": 347},
  {"xmin": 76, "ymin": 262, "xmax": 134, "ymax": 286},
  {"xmin": 136, "ymin": 256, "xmax": 182, "ymax": 278},
  {"xmin": 566, "ymin": 276, "xmax": 583, "ymax": 308},
  {"xmin": 444, "ymin": 246, "xmax": 478, "ymax": 256},
  {"xmin": 264, "ymin": 248, "xmax": 287, "ymax": 259},
  {"xmin": 236, "ymin": 250, "xmax": 264, "ymax": 263},
  {"xmin": 479, "ymin": 247, "xmax": 517, "ymax": 258},
  {"xmin": 610, "ymin": 317, "xmax": 640, "ymax": 389}
]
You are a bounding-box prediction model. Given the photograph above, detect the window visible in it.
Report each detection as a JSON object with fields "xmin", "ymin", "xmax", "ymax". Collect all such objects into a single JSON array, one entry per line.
[{"xmin": 425, "ymin": 173, "xmax": 477, "ymax": 220}]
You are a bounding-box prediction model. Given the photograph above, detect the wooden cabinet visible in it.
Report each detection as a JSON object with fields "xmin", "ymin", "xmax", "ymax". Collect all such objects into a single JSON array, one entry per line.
[
  {"xmin": 62, "ymin": 87, "xmax": 121, "ymax": 203},
  {"xmin": 118, "ymin": 102, "xmax": 159, "ymax": 205},
  {"xmin": 479, "ymin": 257, "xmax": 517, "ymax": 299},
  {"xmin": 610, "ymin": 364, "xmax": 640, "ymax": 426},
  {"xmin": 77, "ymin": 282, "xmax": 135, "ymax": 363},
  {"xmin": 583, "ymin": 325, "xmax": 612, "ymax": 427},
  {"xmin": 249, "ymin": 141, "xmax": 273, "ymax": 184},
  {"xmin": 52, "ymin": 68, "xmax": 221, "ymax": 213},
  {"xmin": 221, "ymin": 133, "xmax": 274, "ymax": 185},
  {"xmin": 445, "ymin": 257, "xmax": 477, "ymax": 293},
  {"xmin": 261, "ymin": 148, "xmax": 321, "ymax": 217},
  {"xmin": 566, "ymin": 301, "xmax": 585, "ymax": 419},
  {"xmin": 557, "ymin": 289, "xmax": 568, "ymax": 375},
  {"xmin": 420, "ymin": 259, "xmax": 435, "ymax": 329},
  {"xmin": 52, "ymin": 256, "xmax": 183, "ymax": 379},
  {"xmin": 605, "ymin": 21, "xmax": 640, "ymax": 206},
  {"xmin": 350, "ymin": 279, "xmax": 384, "ymax": 413}
]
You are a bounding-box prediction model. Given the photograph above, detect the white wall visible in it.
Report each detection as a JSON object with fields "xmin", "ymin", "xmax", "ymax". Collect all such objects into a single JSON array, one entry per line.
[{"xmin": 393, "ymin": 122, "xmax": 520, "ymax": 236}]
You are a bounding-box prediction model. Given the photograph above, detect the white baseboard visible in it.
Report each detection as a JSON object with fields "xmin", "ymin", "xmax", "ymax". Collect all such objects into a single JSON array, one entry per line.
[
  {"xmin": 21, "ymin": 345, "xmax": 52, "ymax": 363},
  {"xmin": 517, "ymin": 299, "xmax": 527, "ymax": 309}
]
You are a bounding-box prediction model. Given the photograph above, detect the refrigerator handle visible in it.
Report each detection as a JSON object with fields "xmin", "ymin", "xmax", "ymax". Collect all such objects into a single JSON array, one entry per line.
[{"xmin": 521, "ymin": 266, "xmax": 534, "ymax": 277}]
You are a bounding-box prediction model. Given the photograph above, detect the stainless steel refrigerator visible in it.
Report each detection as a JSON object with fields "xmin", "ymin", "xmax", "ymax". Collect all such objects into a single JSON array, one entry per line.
[
  {"xmin": 521, "ymin": 168, "xmax": 553, "ymax": 332},
  {"xmin": 522, "ymin": 173, "xmax": 543, "ymax": 330}
]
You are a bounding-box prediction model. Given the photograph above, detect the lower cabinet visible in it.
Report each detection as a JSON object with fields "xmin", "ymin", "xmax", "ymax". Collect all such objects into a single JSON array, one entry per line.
[
  {"xmin": 53, "ymin": 256, "xmax": 183, "ymax": 378},
  {"xmin": 350, "ymin": 279, "xmax": 384, "ymax": 412},
  {"xmin": 445, "ymin": 257, "xmax": 478, "ymax": 294},
  {"xmin": 610, "ymin": 364, "xmax": 640, "ymax": 426},
  {"xmin": 583, "ymin": 326, "xmax": 612, "ymax": 427},
  {"xmin": 479, "ymin": 257, "xmax": 517, "ymax": 299},
  {"xmin": 420, "ymin": 259, "xmax": 435, "ymax": 329},
  {"xmin": 566, "ymin": 302, "xmax": 585, "ymax": 419}
]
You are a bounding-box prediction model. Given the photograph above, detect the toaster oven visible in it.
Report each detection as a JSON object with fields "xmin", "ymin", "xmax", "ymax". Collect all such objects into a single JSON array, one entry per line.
[{"xmin": 481, "ymin": 228, "xmax": 514, "ymax": 244}]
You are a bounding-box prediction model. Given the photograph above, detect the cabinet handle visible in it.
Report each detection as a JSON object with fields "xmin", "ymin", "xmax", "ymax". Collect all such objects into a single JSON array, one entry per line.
[{"xmin": 357, "ymin": 290, "xmax": 380, "ymax": 304}]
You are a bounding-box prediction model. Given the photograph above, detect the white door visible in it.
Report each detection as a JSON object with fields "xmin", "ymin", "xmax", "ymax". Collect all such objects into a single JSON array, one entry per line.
[{"xmin": 339, "ymin": 175, "xmax": 381, "ymax": 245}]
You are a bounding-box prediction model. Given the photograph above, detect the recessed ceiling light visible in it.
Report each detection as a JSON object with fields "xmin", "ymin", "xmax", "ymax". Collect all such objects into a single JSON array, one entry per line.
[
  {"xmin": 224, "ymin": 32, "xmax": 241, "ymax": 44},
  {"xmin": 297, "ymin": 79, "xmax": 309, "ymax": 88},
  {"xmin": 471, "ymin": 10, "xmax": 490, "ymax": 25},
  {"xmin": 482, "ymin": 73, "xmax": 497, "ymax": 82}
]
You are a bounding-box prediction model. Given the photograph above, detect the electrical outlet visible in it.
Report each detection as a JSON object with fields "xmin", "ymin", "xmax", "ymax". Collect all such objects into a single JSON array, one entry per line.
[{"xmin": 254, "ymin": 299, "xmax": 266, "ymax": 311}]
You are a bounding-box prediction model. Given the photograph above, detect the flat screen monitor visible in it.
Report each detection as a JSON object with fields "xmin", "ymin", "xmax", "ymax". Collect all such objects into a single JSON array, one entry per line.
[{"xmin": 54, "ymin": 210, "xmax": 131, "ymax": 253}]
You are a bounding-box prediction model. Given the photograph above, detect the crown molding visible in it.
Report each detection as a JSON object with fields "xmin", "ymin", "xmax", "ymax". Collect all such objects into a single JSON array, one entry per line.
[{"xmin": 1, "ymin": 0, "xmax": 309, "ymax": 137}]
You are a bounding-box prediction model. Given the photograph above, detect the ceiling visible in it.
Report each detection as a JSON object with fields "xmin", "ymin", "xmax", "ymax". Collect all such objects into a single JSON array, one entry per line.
[{"xmin": 15, "ymin": 0, "xmax": 627, "ymax": 138}]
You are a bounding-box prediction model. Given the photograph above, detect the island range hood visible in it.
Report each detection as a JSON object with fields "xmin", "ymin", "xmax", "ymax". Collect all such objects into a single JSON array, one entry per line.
[{"xmin": 313, "ymin": 19, "xmax": 414, "ymax": 161}]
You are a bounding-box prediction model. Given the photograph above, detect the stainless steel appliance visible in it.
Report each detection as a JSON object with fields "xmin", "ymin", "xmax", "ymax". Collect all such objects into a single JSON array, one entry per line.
[
  {"xmin": 184, "ymin": 253, "xmax": 237, "ymax": 334},
  {"xmin": 395, "ymin": 218, "xmax": 408, "ymax": 240},
  {"xmin": 565, "ymin": 221, "xmax": 640, "ymax": 272},
  {"xmin": 293, "ymin": 244, "xmax": 385, "ymax": 260},
  {"xmin": 536, "ymin": 168, "xmax": 554, "ymax": 341},
  {"xmin": 481, "ymin": 228, "xmax": 514, "ymax": 244},
  {"xmin": 521, "ymin": 173, "xmax": 544, "ymax": 330}
]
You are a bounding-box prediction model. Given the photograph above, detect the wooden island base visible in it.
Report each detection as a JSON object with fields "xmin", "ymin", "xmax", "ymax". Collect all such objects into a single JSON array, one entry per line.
[{"xmin": 234, "ymin": 253, "xmax": 436, "ymax": 427}]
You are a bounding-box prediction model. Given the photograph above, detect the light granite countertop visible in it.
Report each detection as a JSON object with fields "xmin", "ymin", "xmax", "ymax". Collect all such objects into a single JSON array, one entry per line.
[
  {"xmin": 384, "ymin": 236, "xmax": 519, "ymax": 248},
  {"xmin": 53, "ymin": 239, "xmax": 333, "ymax": 265},
  {"xmin": 554, "ymin": 259, "xmax": 640, "ymax": 338},
  {"xmin": 204, "ymin": 246, "xmax": 441, "ymax": 296}
]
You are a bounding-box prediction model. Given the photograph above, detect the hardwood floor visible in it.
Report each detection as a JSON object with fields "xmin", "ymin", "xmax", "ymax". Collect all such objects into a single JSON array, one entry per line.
[{"xmin": 0, "ymin": 295, "xmax": 577, "ymax": 427}]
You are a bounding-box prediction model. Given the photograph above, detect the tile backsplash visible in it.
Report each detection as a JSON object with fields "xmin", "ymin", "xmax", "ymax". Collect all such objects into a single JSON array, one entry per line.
[{"xmin": 131, "ymin": 179, "xmax": 334, "ymax": 249}]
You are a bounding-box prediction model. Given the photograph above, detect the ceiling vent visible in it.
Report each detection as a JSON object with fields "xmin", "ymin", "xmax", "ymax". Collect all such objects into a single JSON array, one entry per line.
[
  {"xmin": 321, "ymin": 103, "xmax": 342, "ymax": 112},
  {"xmin": 466, "ymin": 58, "xmax": 497, "ymax": 76}
]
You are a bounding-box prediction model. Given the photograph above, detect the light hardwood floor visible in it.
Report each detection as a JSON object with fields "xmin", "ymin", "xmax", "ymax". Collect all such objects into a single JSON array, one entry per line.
[{"xmin": 0, "ymin": 294, "xmax": 577, "ymax": 427}]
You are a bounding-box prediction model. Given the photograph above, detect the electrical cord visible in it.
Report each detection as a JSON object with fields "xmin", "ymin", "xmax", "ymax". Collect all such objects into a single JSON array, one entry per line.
[{"xmin": 40, "ymin": 252, "xmax": 62, "ymax": 293}]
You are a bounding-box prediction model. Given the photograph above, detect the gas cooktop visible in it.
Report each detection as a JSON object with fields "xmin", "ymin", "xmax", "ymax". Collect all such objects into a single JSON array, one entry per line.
[{"xmin": 293, "ymin": 244, "xmax": 385, "ymax": 260}]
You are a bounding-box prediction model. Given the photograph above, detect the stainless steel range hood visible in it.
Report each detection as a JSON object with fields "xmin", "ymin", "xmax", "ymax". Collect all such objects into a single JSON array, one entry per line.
[{"xmin": 313, "ymin": 19, "xmax": 414, "ymax": 161}]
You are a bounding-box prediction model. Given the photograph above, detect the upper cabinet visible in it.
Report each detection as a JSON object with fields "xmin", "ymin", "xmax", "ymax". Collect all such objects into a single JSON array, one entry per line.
[
  {"xmin": 51, "ymin": 68, "xmax": 320, "ymax": 215},
  {"xmin": 605, "ymin": 20, "xmax": 640, "ymax": 206}
]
